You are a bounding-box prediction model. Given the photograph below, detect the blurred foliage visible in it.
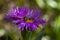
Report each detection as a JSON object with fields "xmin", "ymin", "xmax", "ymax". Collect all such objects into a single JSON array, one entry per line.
[
  {"xmin": 53, "ymin": 16, "xmax": 60, "ymax": 32},
  {"xmin": 36, "ymin": 0, "xmax": 45, "ymax": 8},
  {"xmin": 16, "ymin": 0, "xmax": 24, "ymax": 6}
]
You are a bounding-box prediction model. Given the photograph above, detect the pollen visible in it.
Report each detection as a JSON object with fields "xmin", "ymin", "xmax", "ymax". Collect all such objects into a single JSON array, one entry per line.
[{"xmin": 26, "ymin": 19, "xmax": 32, "ymax": 22}]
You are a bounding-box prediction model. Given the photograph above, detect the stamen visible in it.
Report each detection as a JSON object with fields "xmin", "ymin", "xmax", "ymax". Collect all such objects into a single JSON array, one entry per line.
[{"xmin": 26, "ymin": 19, "xmax": 32, "ymax": 22}]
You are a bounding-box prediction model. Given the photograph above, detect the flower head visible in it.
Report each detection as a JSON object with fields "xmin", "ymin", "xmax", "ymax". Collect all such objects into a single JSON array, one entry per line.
[{"xmin": 6, "ymin": 6, "xmax": 46, "ymax": 31}]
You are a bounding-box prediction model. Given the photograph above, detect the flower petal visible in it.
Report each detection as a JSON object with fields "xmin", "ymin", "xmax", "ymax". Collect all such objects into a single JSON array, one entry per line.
[
  {"xmin": 33, "ymin": 9, "xmax": 42, "ymax": 20},
  {"xmin": 39, "ymin": 20, "xmax": 46, "ymax": 25},
  {"xmin": 26, "ymin": 22, "xmax": 31, "ymax": 31},
  {"xmin": 18, "ymin": 22, "xmax": 25, "ymax": 30},
  {"xmin": 12, "ymin": 20, "xmax": 20, "ymax": 24},
  {"xmin": 31, "ymin": 23, "xmax": 37, "ymax": 30},
  {"xmin": 26, "ymin": 9, "xmax": 33, "ymax": 18}
]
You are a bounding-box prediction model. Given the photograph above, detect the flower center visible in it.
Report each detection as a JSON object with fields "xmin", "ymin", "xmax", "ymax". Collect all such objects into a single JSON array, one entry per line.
[
  {"xmin": 26, "ymin": 19, "xmax": 32, "ymax": 22},
  {"xmin": 23, "ymin": 17, "xmax": 33, "ymax": 22}
]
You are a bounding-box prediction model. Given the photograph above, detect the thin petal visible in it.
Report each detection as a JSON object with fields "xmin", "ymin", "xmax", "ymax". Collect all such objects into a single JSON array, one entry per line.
[
  {"xmin": 39, "ymin": 20, "xmax": 46, "ymax": 25},
  {"xmin": 26, "ymin": 22, "xmax": 31, "ymax": 31},
  {"xmin": 26, "ymin": 9, "xmax": 33, "ymax": 18},
  {"xmin": 18, "ymin": 22, "xmax": 25, "ymax": 30},
  {"xmin": 33, "ymin": 9, "xmax": 42, "ymax": 20},
  {"xmin": 16, "ymin": 7, "xmax": 28, "ymax": 18},
  {"xmin": 12, "ymin": 20, "xmax": 20, "ymax": 24},
  {"xmin": 30, "ymin": 23, "xmax": 37, "ymax": 30}
]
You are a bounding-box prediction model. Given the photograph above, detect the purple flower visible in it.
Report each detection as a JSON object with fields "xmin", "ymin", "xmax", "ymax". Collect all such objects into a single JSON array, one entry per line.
[{"xmin": 6, "ymin": 6, "xmax": 46, "ymax": 31}]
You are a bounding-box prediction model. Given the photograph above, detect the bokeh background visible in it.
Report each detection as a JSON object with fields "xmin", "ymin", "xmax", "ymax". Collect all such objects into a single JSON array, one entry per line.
[{"xmin": 0, "ymin": 0, "xmax": 60, "ymax": 40}]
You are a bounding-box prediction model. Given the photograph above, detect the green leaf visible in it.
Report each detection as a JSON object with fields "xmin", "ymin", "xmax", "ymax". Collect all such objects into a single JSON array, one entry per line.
[
  {"xmin": 53, "ymin": 16, "xmax": 60, "ymax": 32},
  {"xmin": 46, "ymin": 0, "xmax": 57, "ymax": 8},
  {"xmin": 53, "ymin": 15, "xmax": 60, "ymax": 40}
]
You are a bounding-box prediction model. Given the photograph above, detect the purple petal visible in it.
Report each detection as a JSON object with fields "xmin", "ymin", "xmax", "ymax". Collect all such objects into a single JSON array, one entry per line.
[
  {"xmin": 33, "ymin": 9, "xmax": 42, "ymax": 20},
  {"xmin": 26, "ymin": 22, "xmax": 31, "ymax": 31},
  {"xmin": 7, "ymin": 7, "xmax": 28, "ymax": 18},
  {"xmin": 12, "ymin": 20, "xmax": 20, "ymax": 24},
  {"xmin": 16, "ymin": 7, "xmax": 28, "ymax": 18},
  {"xmin": 26, "ymin": 9, "xmax": 33, "ymax": 18},
  {"xmin": 18, "ymin": 22, "xmax": 25, "ymax": 30},
  {"xmin": 30, "ymin": 23, "xmax": 37, "ymax": 30},
  {"xmin": 39, "ymin": 20, "xmax": 46, "ymax": 25}
]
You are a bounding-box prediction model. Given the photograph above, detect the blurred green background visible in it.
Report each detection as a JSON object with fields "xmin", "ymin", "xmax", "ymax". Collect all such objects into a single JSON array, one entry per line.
[{"xmin": 0, "ymin": 0, "xmax": 60, "ymax": 40}]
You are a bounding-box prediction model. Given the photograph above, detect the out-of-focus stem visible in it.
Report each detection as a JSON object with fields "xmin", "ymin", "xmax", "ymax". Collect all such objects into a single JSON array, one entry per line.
[
  {"xmin": 18, "ymin": 30, "xmax": 23, "ymax": 40},
  {"xmin": 20, "ymin": 31, "xmax": 23, "ymax": 40}
]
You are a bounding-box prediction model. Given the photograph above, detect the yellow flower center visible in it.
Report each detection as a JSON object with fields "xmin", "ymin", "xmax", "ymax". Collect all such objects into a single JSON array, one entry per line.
[{"xmin": 26, "ymin": 19, "xmax": 32, "ymax": 22}]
